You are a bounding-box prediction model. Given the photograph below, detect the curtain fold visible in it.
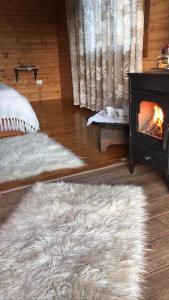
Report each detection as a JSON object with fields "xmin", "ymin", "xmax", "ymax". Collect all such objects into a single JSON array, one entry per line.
[{"xmin": 66, "ymin": 0, "xmax": 144, "ymax": 111}]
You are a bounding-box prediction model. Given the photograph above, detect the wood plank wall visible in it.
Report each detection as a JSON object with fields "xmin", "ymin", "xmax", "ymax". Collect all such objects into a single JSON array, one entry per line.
[
  {"xmin": 143, "ymin": 0, "xmax": 169, "ymax": 71},
  {"xmin": 0, "ymin": 0, "xmax": 61, "ymax": 102},
  {"xmin": 56, "ymin": 1, "xmax": 73, "ymax": 101},
  {"xmin": 1, "ymin": 0, "xmax": 168, "ymax": 101}
]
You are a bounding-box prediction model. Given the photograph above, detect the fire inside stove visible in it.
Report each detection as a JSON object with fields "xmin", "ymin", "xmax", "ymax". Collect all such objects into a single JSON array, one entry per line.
[{"xmin": 138, "ymin": 101, "xmax": 164, "ymax": 139}]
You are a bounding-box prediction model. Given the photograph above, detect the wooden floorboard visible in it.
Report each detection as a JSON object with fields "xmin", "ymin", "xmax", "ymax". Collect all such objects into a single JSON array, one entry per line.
[
  {"xmin": 1, "ymin": 100, "xmax": 169, "ymax": 298},
  {"xmin": 145, "ymin": 267, "xmax": 169, "ymax": 300},
  {"xmin": 148, "ymin": 218, "xmax": 169, "ymax": 242},
  {"xmin": 0, "ymin": 163, "xmax": 169, "ymax": 299},
  {"xmin": 0, "ymin": 99, "xmax": 127, "ymax": 191}
]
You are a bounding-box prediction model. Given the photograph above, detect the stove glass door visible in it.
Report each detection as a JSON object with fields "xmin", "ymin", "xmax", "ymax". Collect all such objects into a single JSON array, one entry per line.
[{"xmin": 138, "ymin": 101, "xmax": 164, "ymax": 139}]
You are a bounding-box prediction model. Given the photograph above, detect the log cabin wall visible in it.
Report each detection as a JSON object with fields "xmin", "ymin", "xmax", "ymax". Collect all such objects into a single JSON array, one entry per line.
[
  {"xmin": 1, "ymin": 0, "xmax": 169, "ymax": 101},
  {"xmin": 143, "ymin": 0, "xmax": 169, "ymax": 71},
  {"xmin": 56, "ymin": 1, "xmax": 73, "ymax": 101},
  {"xmin": 0, "ymin": 0, "xmax": 61, "ymax": 102}
]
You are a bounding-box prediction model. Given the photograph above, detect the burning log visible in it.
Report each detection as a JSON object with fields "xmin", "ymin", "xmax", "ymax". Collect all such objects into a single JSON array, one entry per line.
[{"xmin": 140, "ymin": 105, "xmax": 163, "ymax": 138}]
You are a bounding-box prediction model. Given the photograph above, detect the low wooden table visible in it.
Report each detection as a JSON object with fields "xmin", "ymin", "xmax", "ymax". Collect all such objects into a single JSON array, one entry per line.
[{"xmin": 92, "ymin": 122, "xmax": 129, "ymax": 152}]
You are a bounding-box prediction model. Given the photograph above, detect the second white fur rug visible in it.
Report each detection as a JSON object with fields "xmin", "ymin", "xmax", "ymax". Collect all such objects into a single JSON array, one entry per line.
[
  {"xmin": 0, "ymin": 133, "xmax": 85, "ymax": 183},
  {"xmin": 0, "ymin": 182, "xmax": 147, "ymax": 300}
]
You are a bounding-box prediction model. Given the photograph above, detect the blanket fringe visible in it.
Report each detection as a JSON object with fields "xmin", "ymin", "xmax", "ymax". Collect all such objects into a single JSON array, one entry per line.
[{"xmin": 0, "ymin": 117, "xmax": 37, "ymax": 133}]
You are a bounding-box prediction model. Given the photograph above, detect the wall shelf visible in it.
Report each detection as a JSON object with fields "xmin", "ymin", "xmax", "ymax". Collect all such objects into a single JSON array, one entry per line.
[{"xmin": 14, "ymin": 66, "xmax": 38, "ymax": 82}]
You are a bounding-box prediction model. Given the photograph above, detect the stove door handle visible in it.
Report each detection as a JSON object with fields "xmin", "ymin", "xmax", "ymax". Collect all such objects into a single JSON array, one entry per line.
[{"xmin": 163, "ymin": 128, "xmax": 169, "ymax": 150}]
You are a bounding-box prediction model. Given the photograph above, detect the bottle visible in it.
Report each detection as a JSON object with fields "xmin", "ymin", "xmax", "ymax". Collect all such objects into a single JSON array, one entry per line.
[
  {"xmin": 157, "ymin": 44, "xmax": 169, "ymax": 69},
  {"xmin": 161, "ymin": 44, "xmax": 169, "ymax": 55}
]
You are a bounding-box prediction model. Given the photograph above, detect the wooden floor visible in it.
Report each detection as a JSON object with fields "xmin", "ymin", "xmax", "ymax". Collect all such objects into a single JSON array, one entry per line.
[
  {"xmin": 0, "ymin": 100, "xmax": 127, "ymax": 191},
  {"xmin": 1, "ymin": 99, "xmax": 169, "ymax": 298},
  {"xmin": 1, "ymin": 163, "xmax": 169, "ymax": 299}
]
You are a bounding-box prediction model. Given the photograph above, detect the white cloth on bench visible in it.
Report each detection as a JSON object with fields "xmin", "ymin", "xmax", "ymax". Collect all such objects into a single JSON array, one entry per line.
[{"xmin": 87, "ymin": 109, "xmax": 129, "ymax": 126}]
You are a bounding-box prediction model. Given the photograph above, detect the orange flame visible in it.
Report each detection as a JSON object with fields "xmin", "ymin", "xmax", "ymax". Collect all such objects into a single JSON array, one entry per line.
[{"xmin": 153, "ymin": 105, "xmax": 163, "ymax": 132}]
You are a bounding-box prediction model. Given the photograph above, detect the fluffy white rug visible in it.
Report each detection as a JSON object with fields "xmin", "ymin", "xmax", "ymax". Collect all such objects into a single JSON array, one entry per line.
[
  {"xmin": 0, "ymin": 182, "xmax": 147, "ymax": 300},
  {"xmin": 0, "ymin": 133, "xmax": 85, "ymax": 183}
]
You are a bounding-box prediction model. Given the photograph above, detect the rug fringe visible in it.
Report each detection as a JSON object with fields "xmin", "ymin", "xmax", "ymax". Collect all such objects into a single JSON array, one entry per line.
[{"xmin": 0, "ymin": 117, "xmax": 37, "ymax": 133}]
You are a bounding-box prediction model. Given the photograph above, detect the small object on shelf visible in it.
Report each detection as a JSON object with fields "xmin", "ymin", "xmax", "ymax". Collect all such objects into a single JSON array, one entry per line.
[
  {"xmin": 157, "ymin": 44, "xmax": 169, "ymax": 69},
  {"xmin": 161, "ymin": 44, "xmax": 169, "ymax": 54},
  {"xmin": 157, "ymin": 54, "xmax": 169, "ymax": 69},
  {"xmin": 14, "ymin": 65, "xmax": 38, "ymax": 82}
]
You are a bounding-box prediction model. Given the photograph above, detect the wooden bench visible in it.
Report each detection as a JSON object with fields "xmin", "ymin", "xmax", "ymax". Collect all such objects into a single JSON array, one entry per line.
[{"xmin": 92, "ymin": 122, "xmax": 128, "ymax": 152}]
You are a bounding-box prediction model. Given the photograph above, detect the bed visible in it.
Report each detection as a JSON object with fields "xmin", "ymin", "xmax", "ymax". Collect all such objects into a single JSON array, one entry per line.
[{"xmin": 0, "ymin": 83, "xmax": 39, "ymax": 138}]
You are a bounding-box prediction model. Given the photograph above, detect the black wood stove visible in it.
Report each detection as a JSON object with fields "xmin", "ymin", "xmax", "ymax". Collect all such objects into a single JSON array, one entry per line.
[{"xmin": 128, "ymin": 70, "xmax": 169, "ymax": 185}]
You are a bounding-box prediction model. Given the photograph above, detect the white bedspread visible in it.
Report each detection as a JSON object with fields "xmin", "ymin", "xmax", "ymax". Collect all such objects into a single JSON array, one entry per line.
[{"xmin": 0, "ymin": 83, "xmax": 39, "ymax": 133}]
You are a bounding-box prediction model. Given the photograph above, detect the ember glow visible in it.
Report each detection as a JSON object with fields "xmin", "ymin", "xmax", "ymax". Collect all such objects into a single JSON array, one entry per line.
[
  {"xmin": 153, "ymin": 105, "xmax": 164, "ymax": 133},
  {"xmin": 138, "ymin": 102, "xmax": 164, "ymax": 139}
]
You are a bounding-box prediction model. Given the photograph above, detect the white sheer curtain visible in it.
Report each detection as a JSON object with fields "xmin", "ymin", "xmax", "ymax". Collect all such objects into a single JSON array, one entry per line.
[{"xmin": 67, "ymin": 0, "xmax": 144, "ymax": 111}]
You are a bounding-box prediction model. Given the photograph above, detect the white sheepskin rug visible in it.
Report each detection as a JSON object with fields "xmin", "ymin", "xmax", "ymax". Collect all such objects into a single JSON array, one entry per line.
[
  {"xmin": 0, "ymin": 133, "xmax": 85, "ymax": 183},
  {"xmin": 0, "ymin": 182, "xmax": 147, "ymax": 300}
]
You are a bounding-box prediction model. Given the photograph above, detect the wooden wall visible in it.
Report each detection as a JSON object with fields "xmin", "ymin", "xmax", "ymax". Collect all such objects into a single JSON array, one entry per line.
[
  {"xmin": 56, "ymin": 1, "xmax": 73, "ymax": 101},
  {"xmin": 143, "ymin": 0, "xmax": 169, "ymax": 71},
  {"xmin": 0, "ymin": 0, "xmax": 61, "ymax": 102},
  {"xmin": 1, "ymin": 0, "xmax": 168, "ymax": 101}
]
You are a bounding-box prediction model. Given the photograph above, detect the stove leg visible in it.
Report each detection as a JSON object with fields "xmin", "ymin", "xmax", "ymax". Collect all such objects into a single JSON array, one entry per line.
[
  {"xmin": 165, "ymin": 175, "xmax": 169, "ymax": 189},
  {"xmin": 129, "ymin": 160, "xmax": 135, "ymax": 174}
]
